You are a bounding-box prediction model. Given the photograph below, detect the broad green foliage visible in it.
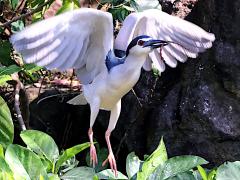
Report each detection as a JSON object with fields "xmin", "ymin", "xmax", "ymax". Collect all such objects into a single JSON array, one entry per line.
[
  {"xmin": 216, "ymin": 161, "xmax": 240, "ymax": 180},
  {"xmin": 96, "ymin": 169, "xmax": 128, "ymax": 179},
  {"xmin": 61, "ymin": 167, "xmax": 95, "ymax": 180},
  {"xmin": 159, "ymin": 155, "xmax": 208, "ymax": 179},
  {"xmin": 137, "ymin": 137, "xmax": 168, "ymax": 179},
  {"xmin": 20, "ymin": 130, "xmax": 59, "ymax": 163},
  {"xmin": 0, "ymin": 156, "xmax": 14, "ymax": 180},
  {"xmin": 0, "ymin": 64, "xmax": 43, "ymax": 85},
  {"xmin": 5, "ymin": 144, "xmax": 48, "ymax": 180},
  {"xmin": 56, "ymin": 0, "xmax": 79, "ymax": 15},
  {"xmin": 11, "ymin": 20, "xmax": 24, "ymax": 33},
  {"xmin": 0, "ymin": 144, "xmax": 4, "ymax": 158},
  {"xmin": 101, "ymin": 0, "xmax": 137, "ymax": 21},
  {"xmin": 0, "ymin": 96, "xmax": 14, "ymax": 149},
  {"xmin": 55, "ymin": 142, "xmax": 91, "ymax": 173},
  {"xmin": 126, "ymin": 152, "xmax": 142, "ymax": 178},
  {"xmin": 0, "ymin": 40, "xmax": 14, "ymax": 66},
  {"xmin": 0, "ymin": 99, "xmax": 240, "ymax": 179}
]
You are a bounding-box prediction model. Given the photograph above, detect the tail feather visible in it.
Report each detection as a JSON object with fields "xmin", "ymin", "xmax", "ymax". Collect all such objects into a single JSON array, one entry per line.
[{"xmin": 67, "ymin": 93, "xmax": 88, "ymax": 105}]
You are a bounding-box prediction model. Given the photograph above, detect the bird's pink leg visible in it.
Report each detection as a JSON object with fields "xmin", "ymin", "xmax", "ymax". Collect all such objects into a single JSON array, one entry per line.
[
  {"xmin": 88, "ymin": 128, "xmax": 98, "ymax": 167},
  {"xmin": 102, "ymin": 129, "xmax": 118, "ymax": 176}
]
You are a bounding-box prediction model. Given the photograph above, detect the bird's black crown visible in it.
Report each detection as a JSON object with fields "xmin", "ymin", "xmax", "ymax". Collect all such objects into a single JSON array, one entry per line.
[{"xmin": 126, "ymin": 35, "xmax": 151, "ymax": 56}]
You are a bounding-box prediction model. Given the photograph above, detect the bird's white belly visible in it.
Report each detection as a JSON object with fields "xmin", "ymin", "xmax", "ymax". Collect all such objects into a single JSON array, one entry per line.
[{"xmin": 83, "ymin": 66, "xmax": 141, "ymax": 111}]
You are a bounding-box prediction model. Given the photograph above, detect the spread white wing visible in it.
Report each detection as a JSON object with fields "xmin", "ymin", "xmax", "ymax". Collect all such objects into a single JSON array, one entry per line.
[
  {"xmin": 10, "ymin": 8, "xmax": 113, "ymax": 84},
  {"xmin": 115, "ymin": 9, "xmax": 215, "ymax": 72}
]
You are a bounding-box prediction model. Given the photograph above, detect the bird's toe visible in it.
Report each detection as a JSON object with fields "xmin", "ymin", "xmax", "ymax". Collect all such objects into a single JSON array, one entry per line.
[{"xmin": 90, "ymin": 144, "xmax": 98, "ymax": 167}]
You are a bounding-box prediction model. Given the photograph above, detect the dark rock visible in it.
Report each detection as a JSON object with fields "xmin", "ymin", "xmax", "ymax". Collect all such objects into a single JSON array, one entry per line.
[{"xmin": 29, "ymin": 0, "xmax": 240, "ymax": 170}]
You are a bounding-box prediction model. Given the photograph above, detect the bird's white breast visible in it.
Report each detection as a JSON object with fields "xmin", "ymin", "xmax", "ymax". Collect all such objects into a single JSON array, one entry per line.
[{"xmin": 83, "ymin": 62, "xmax": 142, "ymax": 111}]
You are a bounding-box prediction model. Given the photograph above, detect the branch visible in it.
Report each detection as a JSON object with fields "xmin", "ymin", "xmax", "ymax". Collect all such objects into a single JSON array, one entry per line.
[
  {"xmin": 1, "ymin": 0, "xmax": 53, "ymax": 27},
  {"xmin": 12, "ymin": 73, "xmax": 27, "ymax": 131}
]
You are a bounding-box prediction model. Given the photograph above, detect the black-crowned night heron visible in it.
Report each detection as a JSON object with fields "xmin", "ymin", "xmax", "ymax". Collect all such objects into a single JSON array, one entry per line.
[{"xmin": 10, "ymin": 8, "xmax": 215, "ymax": 175}]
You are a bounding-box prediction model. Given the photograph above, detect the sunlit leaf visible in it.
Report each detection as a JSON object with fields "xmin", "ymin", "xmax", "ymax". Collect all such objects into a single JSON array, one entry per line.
[
  {"xmin": 5, "ymin": 144, "xmax": 48, "ymax": 180},
  {"xmin": 167, "ymin": 171, "xmax": 196, "ymax": 180},
  {"xmin": 208, "ymin": 169, "xmax": 216, "ymax": 180},
  {"xmin": 23, "ymin": 63, "xmax": 42, "ymax": 74},
  {"xmin": 126, "ymin": 152, "xmax": 142, "ymax": 179},
  {"xmin": 61, "ymin": 167, "xmax": 95, "ymax": 180},
  {"xmin": 0, "ymin": 144, "xmax": 4, "ymax": 158},
  {"xmin": 11, "ymin": 20, "xmax": 24, "ymax": 33},
  {"xmin": 20, "ymin": 130, "xmax": 59, "ymax": 163},
  {"xmin": 137, "ymin": 137, "xmax": 168, "ymax": 179},
  {"xmin": 48, "ymin": 173, "xmax": 60, "ymax": 180},
  {"xmin": 0, "ymin": 75, "xmax": 12, "ymax": 86},
  {"xmin": 96, "ymin": 169, "xmax": 128, "ymax": 179},
  {"xmin": 197, "ymin": 165, "xmax": 207, "ymax": 180},
  {"xmin": 0, "ymin": 65, "xmax": 22, "ymax": 76},
  {"xmin": 216, "ymin": 161, "xmax": 240, "ymax": 180},
  {"xmin": 161, "ymin": 155, "xmax": 208, "ymax": 179},
  {"xmin": 0, "ymin": 157, "xmax": 14, "ymax": 180},
  {"xmin": 56, "ymin": 0, "xmax": 79, "ymax": 15},
  {"xmin": 55, "ymin": 142, "xmax": 91, "ymax": 173},
  {"xmin": 0, "ymin": 96, "xmax": 14, "ymax": 149}
]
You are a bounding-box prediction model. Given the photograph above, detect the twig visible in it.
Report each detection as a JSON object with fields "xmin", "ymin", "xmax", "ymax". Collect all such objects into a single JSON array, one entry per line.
[
  {"xmin": 1, "ymin": 0, "xmax": 53, "ymax": 27},
  {"xmin": 131, "ymin": 88, "xmax": 142, "ymax": 107},
  {"xmin": 37, "ymin": 91, "xmax": 80, "ymax": 104},
  {"xmin": 12, "ymin": 73, "xmax": 27, "ymax": 131}
]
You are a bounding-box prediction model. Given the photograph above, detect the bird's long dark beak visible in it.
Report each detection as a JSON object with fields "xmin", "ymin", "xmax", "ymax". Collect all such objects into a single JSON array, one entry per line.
[{"xmin": 143, "ymin": 39, "xmax": 169, "ymax": 49}]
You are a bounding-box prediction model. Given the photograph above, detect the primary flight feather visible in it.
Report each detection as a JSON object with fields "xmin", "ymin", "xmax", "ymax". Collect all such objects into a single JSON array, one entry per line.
[{"xmin": 10, "ymin": 7, "xmax": 215, "ymax": 176}]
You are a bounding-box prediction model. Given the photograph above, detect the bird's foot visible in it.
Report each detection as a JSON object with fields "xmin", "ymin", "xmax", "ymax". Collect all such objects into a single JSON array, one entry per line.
[
  {"xmin": 102, "ymin": 152, "xmax": 118, "ymax": 177},
  {"xmin": 90, "ymin": 144, "xmax": 98, "ymax": 167}
]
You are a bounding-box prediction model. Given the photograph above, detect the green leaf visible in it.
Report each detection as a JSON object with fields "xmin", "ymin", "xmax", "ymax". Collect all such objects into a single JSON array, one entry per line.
[
  {"xmin": 96, "ymin": 169, "xmax": 128, "ymax": 179},
  {"xmin": 126, "ymin": 152, "xmax": 142, "ymax": 179},
  {"xmin": 20, "ymin": 130, "xmax": 59, "ymax": 163},
  {"xmin": 161, "ymin": 155, "xmax": 208, "ymax": 179},
  {"xmin": 23, "ymin": 63, "xmax": 42, "ymax": 74},
  {"xmin": 0, "ymin": 40, "xmax": 14, "ymax": 66},
  {"xmin": 48, "ymin": 173, "xmax": 60, "ymax": 180},
  {"xmin": 5, "ymin": 144, "xmax": 48, "ymax": 180},
  {"xmin": 9, "ymin": 0, "xmax": 19, "ymax": 9},
  {"xmin": 61, "ymin": 167, "xmax": 95, "ymax": 180},
  {"xmin": 55, "ymin": 142, "xmax": 91, "ymax": 173},
  {"xmin": 56, "ymin": 0, "xmax": 79, "ymax": 15},
  {"xmin": 86, "ymin": 147, "xmax": 108, "ymax": 172},
  {"xmin": 167, "ymin": 171, "xmax": 196, "ymax": 180},
  {"xmin": 11, "ymin": 20, "xmax": 24, "ymax": 33},
  {"xmin": 0, "ymin": 75, "xmax": 12, "ymax": 86},
  {"xmin": 0, "ymin": 65, "xmax": 22, "ymax": 76},
  {"xmin": 207, "ymin": 169, "xmax": 216, "ymax": 180},
  {"xmin": 0, "ymin": 157, "xmax": 14, "ymax": 180},
  {"xmin": 197, "ymin": 165, "xmax": 207, "ymax": 180},
  {"xmin": 216, "ymin": 161, "xmax": 240, "ymax": 180},
  {"xmin": 0, "ymin": 144, "xmax": 4, "ymax": 158},
  {"xmin": 137, "ymin": 137, "xmax": 168, "ymax": 179},
  {"xmin": 0, "ymin": 96, "xmax": 14, "ymax": 149}
]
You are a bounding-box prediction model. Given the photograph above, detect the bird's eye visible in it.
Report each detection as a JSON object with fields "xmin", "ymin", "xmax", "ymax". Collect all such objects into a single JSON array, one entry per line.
[{"xmin": 138, "ymin": 40, "xmax": 144, "ymax": 46}]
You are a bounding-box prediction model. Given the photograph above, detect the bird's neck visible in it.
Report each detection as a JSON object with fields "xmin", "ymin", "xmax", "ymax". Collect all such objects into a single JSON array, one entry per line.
[{"xmin": 125, "ymin": 54, "xmax": 147, "ymax": 70}]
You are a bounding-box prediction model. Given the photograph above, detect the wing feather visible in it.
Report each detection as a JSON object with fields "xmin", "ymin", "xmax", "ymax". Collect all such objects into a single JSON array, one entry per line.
[
  {"xmin": 115, "ymin": 9, "xmax": 215, "ymax": 73},
  {"xmin": 11, "ymin": 8, "xmax": 113, "ymax": 84}
]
